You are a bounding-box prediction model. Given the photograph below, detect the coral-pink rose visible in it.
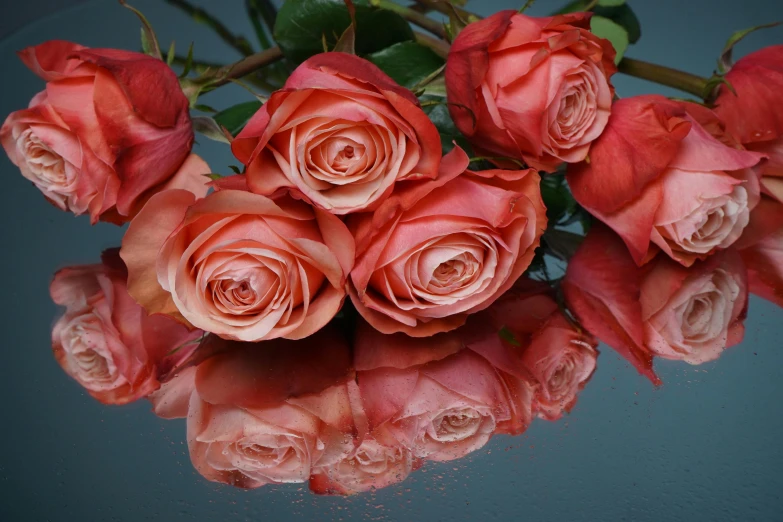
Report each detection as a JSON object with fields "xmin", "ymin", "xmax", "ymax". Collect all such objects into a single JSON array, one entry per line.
[
  {"xmin": 51, "ymin": 249, "xmax": 202, "ymax": 405},
  {"xmin": 120, "ymin": 188, "xmax": 354, "ymax": 342},
  {"xmin": 309, "ymin": 431, "xmax": 420, "ymax": 495},
  {"xmin": 568, "ymin": 95, "xmax": 764, "ymax": 267},
  {"xmin": 738, "ymin": 198, "xmax": 783, "ymax": 308},
  {"xmin": 485, "ymin": 278, "xmax": 598, "ymax": 421},
  {"xmin": 354, "ymin": 318, "xmax": 536, "ymax": 462},
  {"xmin": 446, "ymin": 11, "xmax": 616, "ymax": 171},
  {"xmin": 0, "ymin": 40, "xmax": 208, "ymax": 223},
  {"xmin": 713, "ymin": 45, "xmax": 783, "ymax": 204},
  {"xmin": 151, "ymin": 328, "xmax": 361, "ymax": 489},
  {"xmin": 563, "ymin": 225, "xmax": 748, "ymax": 385},
  {"xmin": 348, "ymin": 146, "xmax": 547, "ymax": 336},
  {"xmin": 232, "ymin": 52, "xmax": 441, "ymax": 215}
]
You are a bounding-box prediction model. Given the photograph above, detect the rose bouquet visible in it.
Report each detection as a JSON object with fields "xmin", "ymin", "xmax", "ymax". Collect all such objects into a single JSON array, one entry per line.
[{"xmin": 4, "ymin": 0, "xmax": 781, "ymax": 495}]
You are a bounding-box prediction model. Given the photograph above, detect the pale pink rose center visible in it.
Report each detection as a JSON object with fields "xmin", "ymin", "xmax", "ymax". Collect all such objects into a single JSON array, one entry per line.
[
  {"xmin": 658, "ymin": 185, "xmax": 749, "ymax": 254},
  {"xmin": 427, "ymin": 407, "xmax": 487, "ymax": 443},
  {"xmin": 210, "ymin": 434, "xmax": 310, "ymax": 484},
  {"xmin": 60, "ymin": 312, "xmax": 126, "ymax": 392},
  {"xmin": 544, "ymin": 341, "xmax": 596, "ymax": 402},
  {"xmin": 317, "ymin": 438, "xmax": 412, "ymax": 492},
  {"xmin": 15, "ymin": 127, "xmax": 76, "ymax": 210},
  {"xmin": 648, "ymin": 268, "xmax": 741, "ymax": 364}
]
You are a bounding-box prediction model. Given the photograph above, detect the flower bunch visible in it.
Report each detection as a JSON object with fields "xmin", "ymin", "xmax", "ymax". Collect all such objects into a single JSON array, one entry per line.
[{"xmin": 5, "ymin": 0, "xmax": 782, "ymax": 496}]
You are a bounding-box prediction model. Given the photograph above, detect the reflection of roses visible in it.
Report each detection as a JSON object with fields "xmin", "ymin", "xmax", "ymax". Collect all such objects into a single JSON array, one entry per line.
[
  {"xmin": 152, "ymin": 328, "xmax": 359, "ymax": 489},
  {"xmin": 121, "ymin": 189, "xmax": 354, "ymax": 342},
  {"xmin": 349, "ymin": 147, "xmax": 546, "ymax": 336},
  {"xmin": 564, "ymin": 225, "xmax": 748, "ymax": 384},
  {"xmin": 446, "ymin": 11, "xmax": 616, "ymax": 171},
  {"xmin": 489, "ymin": 279, "xmax": 598, "ymax": 421},
  {"xmin": 51, "ymin": 249, "xmax": 201, "ymax": 405},
  {"xmin": 0, "ymin": 41, "xmax": 207, "ymax": 223},
  {"xmin": 232, "ymin": 52, "xmax": 441, "ymax": 215},
  {"xmin": 309, "ymin": 432, "xmax": 419, "ymax": 495},
  {"xmin": 354, "ymin": 318, "xmax": 536, "ymax": 462},
  {"xmin": 568, "ymin": 95, "xmax": 763, "ymax": 267}
]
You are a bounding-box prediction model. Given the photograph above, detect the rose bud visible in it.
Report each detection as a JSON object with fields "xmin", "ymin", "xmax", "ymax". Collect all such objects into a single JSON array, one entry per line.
[
  {"xmin": 349, "ymin": 146, "xmax": 546, "ymax": 336},
  {"xmin": 563, "ymin": 225, "xmax": 749, "ymax": 385},
  {"xmin": 232, "ymin": 52, "xmax": 441, "ymax": 215},
  {"xmin": 151, "ymin": 328, "xmax": 360, "ymax": 489},
  {"xmin": 0, "ymin": 41, "xmax": 209, "ymax": 223},
  {"xmin": 120, "ymin": 188, "xmax": 354, "ymax": 342},
  {"xmin": 567, "ymin": 95, "xmax": 764, "ymax": 267},
  {"xmin": 713, "ymin": 45, "xmax": 783, "ymax": 204},
  {"xmin": 445, "ymin": 11, "xmax": 616, "ymax": 171},
  {"xmin": 50, "ymin": 249, "xmax": 202, "ymax": 405},
  {"xmin": 354, "ymin": 318, "xmax": 536, "ymax": 462},
  {"xmin": 309, "ymin": 432, "xmax": 420, "ymax": 496},
  {"xmin": 484, "ymin": 278, "xmax": 598, "ymax": 421}
]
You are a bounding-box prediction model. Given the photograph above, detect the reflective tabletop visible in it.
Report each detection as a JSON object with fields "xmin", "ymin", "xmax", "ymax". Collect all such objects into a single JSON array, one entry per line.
[{"xmin": 1, "ymin": 1, "xmax": 782, "ymax": 521}]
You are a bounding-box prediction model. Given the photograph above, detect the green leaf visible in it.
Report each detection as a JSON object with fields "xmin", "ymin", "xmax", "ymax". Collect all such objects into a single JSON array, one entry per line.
[
  {"xmin": 540, "ymin": 174, "xmax": 576, "ymax": 224},
  {"xmin": 192, "ymin": 116, "xmax": 232, "ymax": 144},
  {"xmin": 554, "ymin": 1, "xmax": 641, "ymax": 44},
  {"xmin": 119, "ymin": 1, "xmax": 162, "ymax": 59},
  {"xmin": 274, "ymin": 0, "xmax": 415, "ymax": 63},
  {"xmin": 367, "ymin": 41, "xmax": 445, "ymax": 88},
  {"xmin": 590, "ymin": 16, "xmax": 628, "ymax": 64},
  {"xmin": 423, "ymin": 101, "xmax": 472, "ymax": 156},
  {"xmin": 166, "ymin": 41, "xmax": 176, "ymax": 66},
  {"xmin": 213, "ymin": 101, "xmax": 263, "ymax": 137},
  {"xmin": 498, "ymin": 327, "xmax": 521, "ymax": 347},
  {"xmin": 719, "ymin": 21, "xmax": 781, "ymax": 72}
]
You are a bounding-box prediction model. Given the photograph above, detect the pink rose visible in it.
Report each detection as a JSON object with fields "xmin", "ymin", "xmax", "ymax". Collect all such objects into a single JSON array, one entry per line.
[
  {"xmin": 50, "ymin": 249, "xmax": 201, "ymax": 405},
  {"xmin": 232, "ymin": 52, "xmax": 441, "ymax": 215},
  {"xmin": 354, "ymin": 317, "xmax": 536, "ymax": 462},
  {"xmin": 486, "ymin": 279, "xmax": 598, "ymax": 421},
  {"xmin": 738, "ymin": 198, "xmax": 783, "ymax": 308},
  {"xmin": 120, "ymin": 188, "xmax": 354, "ymax": 342},
  {"xmin": 445, "ymin": 11, "xmax": 616, "ymax": 171},
  {"xmin": 564, "ymin": 225, "xmax": 748, "ymax": 384},
  {"xmin": 151, "ymin": 329, "xmax": 360, "ymax": 489},
  {"xmin": 309, "ymin": 432, "xmax": 420, "ymax": 495},
  {"xmin": 0, "ymin": 41, "xmax": 208, "ymax": 223},
  {"xmin": 713, "ymin": 45, "xmax": 783, "ymax": 203},
  {"xmin": 349, "ymin": 146, "xmax": 547, "ymax": 336},
  {"xmin": 568, "ymin": 95, "xmax": 764, "ymax": 267}
]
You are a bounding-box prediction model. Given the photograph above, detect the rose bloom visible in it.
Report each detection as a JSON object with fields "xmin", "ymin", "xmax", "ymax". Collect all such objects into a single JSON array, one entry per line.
[
  {"xmin": 568, "ymin": 95, "xmax": 764, "ymax": 267},
  {"xmin": 51, "ymin": 249, "xmax": 201, "ymax": 405},
  {"xmin": 486, "ymin": 279, "xmax": 598, "ymax": 421},
  {"xmin": 737, "ymin": 197, "xmax": 783, "ymax": 308},
  {"xmin": 354, "ymin": 318, "xmax": 536, "ymax": 462},
  {"xmin": 150, "ymin": 328, "xmax": 360, "ymax": 489},
  {"xmin": 120, "ymin": 188, "xmax": 354, "ymax": 342},
  {"xmin": 564, "ymin": 225, "xmax": 748, "ymax": 384},
  {"xmin": 713, "ymin": 45, "xmax": 783, "ymax": 204},
  {"xmin": 0, "ymin": 40, "xmax": 208, "ymax": 223},
  {"xmin": 232, "ymin": 52, "xmax": 441, "ymax": 215},
  {"xmin": 445, "ymin": 11, "xmax": 616, "ymax": 171},
  {"xmin": 309, "ymin": 432, "xmax": 420, "ymax": 495},
  {"xmin": 349, "ymin": 146, "xmax": 546, "ymax": 336}
]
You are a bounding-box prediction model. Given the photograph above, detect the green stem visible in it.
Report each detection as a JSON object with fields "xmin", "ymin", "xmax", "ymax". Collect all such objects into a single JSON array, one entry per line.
[
  {"xmin": 617, "ymin": 57, "xmax": 709, "ymax": 98},
  {"xmin": 370, "ymin": 0, "xmax": 448, "ymax": 39},
  {"xmin": 209, "ymin": 46, "xmax": 284, "ymax": 89},
  {"xmin": 414, "ymin": 31, "xmax": 450, "ymax": 58},
  {"xmin": 412, "ymin": 0, "xmax": 481, "ymax": 21},
  {"xmin": 165, "ymin": 0, "xmax": 255, "ymax": 56},
  {"xmin": 245, "ymin": 0, "xmax": 276, "ymax": 49}
]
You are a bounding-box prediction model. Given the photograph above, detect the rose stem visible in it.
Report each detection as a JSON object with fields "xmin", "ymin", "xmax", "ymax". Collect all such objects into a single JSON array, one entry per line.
[
  {"xmin": 369, "ymin": 0, "xmax": 449, "ymax": 40},
  {"xmin": 172, "ymin": 55, "xmax": 278, "ymax": 91},
  {"xmin": 165, "ymin": 0, "xmax": 255, "ymax": 56},
  {"xmin": 415, "ymin": 31, "xmax": 450, "ymax": 57},
  {"xmin": 208, "ymin": 46, "xmax": 285, "ymax": 89},
  {"xmin": 617, "ymin": 57, "xmax": 709, "ymax": 98},
  {"xmin": 412, "ymin": 0, "xmax": 482, "ymax": 21}
]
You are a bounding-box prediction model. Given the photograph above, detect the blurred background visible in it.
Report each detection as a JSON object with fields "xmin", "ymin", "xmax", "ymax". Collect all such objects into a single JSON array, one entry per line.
[{"xmin": 0, "ymin": 1, "xmax": 782, "ymax": 521}]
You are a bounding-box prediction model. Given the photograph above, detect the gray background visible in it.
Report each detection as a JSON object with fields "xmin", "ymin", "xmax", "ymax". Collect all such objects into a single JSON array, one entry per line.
[{"xmin": 0, "ymin": 1, "xmax": 782, "ymax": 521}]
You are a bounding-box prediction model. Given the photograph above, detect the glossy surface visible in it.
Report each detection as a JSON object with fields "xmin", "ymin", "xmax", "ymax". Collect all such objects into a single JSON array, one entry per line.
[{"xmin": 1, "ymin": 1, "xmax": 782, "ymax": 520}]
